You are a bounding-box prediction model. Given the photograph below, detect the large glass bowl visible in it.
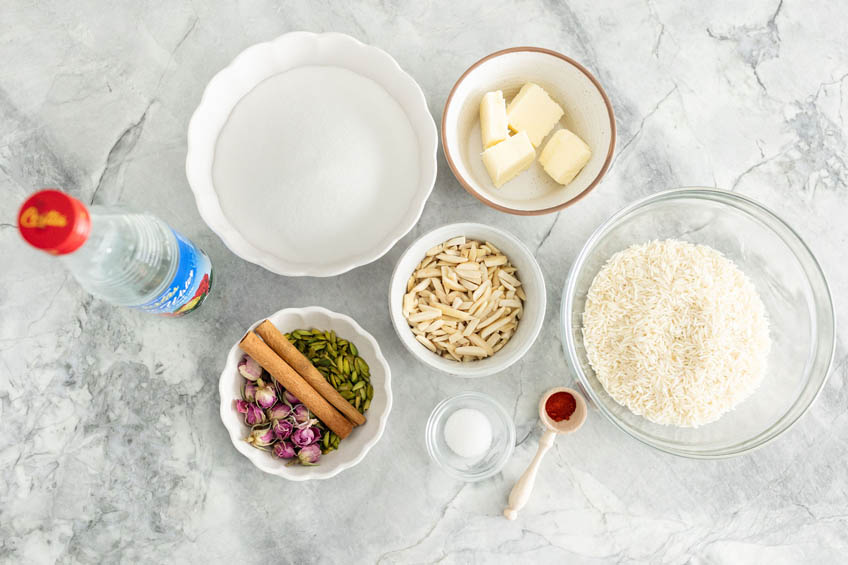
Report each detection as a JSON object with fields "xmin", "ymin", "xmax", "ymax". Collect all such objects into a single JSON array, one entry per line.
[{"xmin": 561, "ymin": 188, "xmax": 835, "ymax": 458}]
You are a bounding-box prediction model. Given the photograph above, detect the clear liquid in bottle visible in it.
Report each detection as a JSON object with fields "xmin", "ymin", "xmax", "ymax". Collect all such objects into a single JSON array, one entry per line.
[{"xmin": 18, "ymin": 189, "xmax": 212, "ymax": 317}]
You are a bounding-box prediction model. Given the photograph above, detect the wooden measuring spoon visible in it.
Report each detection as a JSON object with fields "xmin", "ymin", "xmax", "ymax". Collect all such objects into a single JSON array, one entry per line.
[{"xmin": 504, "ymin": 387, "xmax": 587, "ymax": 520}]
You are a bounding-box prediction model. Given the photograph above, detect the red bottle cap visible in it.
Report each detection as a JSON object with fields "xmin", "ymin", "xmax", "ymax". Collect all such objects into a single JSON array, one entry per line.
[{"xmin": 18, "ymin": 189, "xmax": 91, "ymax": 255}]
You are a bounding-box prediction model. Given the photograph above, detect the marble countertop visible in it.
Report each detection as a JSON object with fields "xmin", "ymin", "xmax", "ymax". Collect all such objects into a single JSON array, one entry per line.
[{"xmin": 2, "ymin": 1, "xmax": 846, "ymax": 563}]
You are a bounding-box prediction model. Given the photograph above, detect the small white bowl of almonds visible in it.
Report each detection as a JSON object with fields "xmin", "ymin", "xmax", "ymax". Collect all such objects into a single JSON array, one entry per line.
[{"xmin": 389, "ymin": 223, "xmax": 546, "ymax": 377}]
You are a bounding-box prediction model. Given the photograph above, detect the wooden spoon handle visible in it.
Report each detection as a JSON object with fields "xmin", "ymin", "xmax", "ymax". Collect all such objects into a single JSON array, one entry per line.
[{"xmin": 504, "ymin": 429, "xmax": 556, "ymax": 520}]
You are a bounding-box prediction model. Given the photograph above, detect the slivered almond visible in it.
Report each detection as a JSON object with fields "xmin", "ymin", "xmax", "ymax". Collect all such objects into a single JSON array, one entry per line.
[
  {"xmin": 455, "ymin": 346, "xmax": 488, "ymax": 356},
  {"xmin": 402, "ymin": 237, "xmax": 525, "ymax": 362},
  {"xmin": 468, "ymin": 333, "xmax": 494, "ymax": 355},
  {"xmin": 478, "ymin": 307, "xmax": 507, "ymax": 330},
  {"xmin": 408, "ymin": 310, "xmax": 441, "ymax": 323},
  {"xmin": 425, "ymin": 319, "xmax": 444, "ymax": 332},
  {"xmin": 431, "ymin": 277, "xmax": 448, "ymax": 303},
  {"xmin": 469, "ymin": 299, "xmax": 488, "ymax": 318},
  {"xmin": 403, "ymin": 293, "xmax": 415, "ymax": 315},
  {"xmin": 459, "ymin": 279, "xmax": 479, "ymax": 291},
  {"xmin": 481, "ymin": 316, "xmax": 513, "ymax": 339},
  {"xmin": 411, "ymin": 278, "xmax": 431, "ymax": 293},
  {"xmin": 498, "ymin": 270, "xmax": 521, "ymax": 287},
  {"xmin": 426, "ymin": 244, "xmax": 443, "ymax": 256},
  {"xmin": 443, "ymin": 277, "xmax": 466, "ymax": 292},
  {"xmin": 416, "ymin": 335, "xmax": 437, "ymax": 352},
  {"xmin": 472, "ymin": 279, "xmax": 491, "ymax": 301},
  {"xmin": 484, "ymin": 255, "xmax": 507, "ymax": 267},
  {"xmin": 500, "ymin": 322, "xmax": 517, "ymax": 333},
  {"xmin": 456, "ymin": 270, "xmax": 482, "ymax": 283},
  {"xmin": 428, "ymin": 301, "xmax": 474, "ymax": 321},
  {"xmin": 416, "ymin": 268, "xmax": 440, "ymax": 278},
  {"xmin": 475, "ymin": 300, "xmax": 497, "ymax": 321},
  {"xmin": 437, "ymin": 253, "xmax": 467, "ymax": 263}
]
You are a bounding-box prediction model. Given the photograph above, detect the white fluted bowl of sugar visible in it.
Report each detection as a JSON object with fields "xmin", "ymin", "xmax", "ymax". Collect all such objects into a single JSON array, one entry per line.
[
  {"xmin": 389, "ymin": 223, "xmax": 546, "ymax": 377},
  {"xmin": 187, "ymin": 32, "xmax": 438, "ymax": 276}
]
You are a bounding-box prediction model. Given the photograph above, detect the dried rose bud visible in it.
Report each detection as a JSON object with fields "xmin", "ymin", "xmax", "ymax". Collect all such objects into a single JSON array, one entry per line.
[
  {"xmin": 266, "ymin": 403, "xmax": 291, "ymax": 421},
  {"xmin": 297, "ymin": 444, "xmax": 321, "ymax": 465},
  {"xmin": 283, "ymin": 390, "xmax": 299, "ymax": 405},
  {"xmin": 254, "ymin": 379, "xmax": 277, "ymax": 409},
  {"xmin": 238, "ymin": 355, "xmax": 262, "ymax": 381},
  {"xmin": 242, "ymin": 381, "xmax": 258, "ymax": 403},
  {"xmin": 273, "ymin": 441, "xmax": 296, "ymax": 459},
  {"xmin": 244, "ymin": 403, "xmax": 266, "ymax": 426},
  {"xmin": 291, "ymin": 426, "xmax": 321, "ymax": 447},
  {"xmin": 290, "ymin": 404, "xmax": 310, "ymax": 424},
  {"xmin": 246, "ymin": 425, "xmax": 275, "ymax": 447},
  {"xmin": 272, "ymin": 419, "xmax": 293, "ymax": 441}
]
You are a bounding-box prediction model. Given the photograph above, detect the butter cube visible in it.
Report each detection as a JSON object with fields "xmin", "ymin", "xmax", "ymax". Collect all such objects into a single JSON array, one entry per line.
[
  {"xmin": 538, "ymin": 129, "xmax": 592, "ymax": 185},
  {"xmin": 506, "ymin": 83, "xmax": 564, "ymax": 147},
  {"xmin": 479, "ymin": 91, "xmax": 509, "ymax": 148},
  {"xmin": 481, "ymin": 131, "xmax": 535, "ymax": 188}
]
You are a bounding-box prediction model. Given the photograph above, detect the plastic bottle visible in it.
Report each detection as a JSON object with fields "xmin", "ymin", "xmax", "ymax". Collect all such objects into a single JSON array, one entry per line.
[{"xmin": 18, "ymin": 189, "xmax": 212, "ymax": 317}]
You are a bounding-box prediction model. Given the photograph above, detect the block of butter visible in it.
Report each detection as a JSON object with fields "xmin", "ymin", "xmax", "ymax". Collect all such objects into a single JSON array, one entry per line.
[
  {"xmin": 479, "ymin": 91, "xmax": 508, "ymax": 148},
  {"xmin": 538, "ymin": 129, "xmax": 592, "ymax": 185},
  {"xmin": 507, "ymin": 83, "xmax": 564, "ymax": 147},
  {"xmin": 481, "ymin": 131, "xmax": 535, "ymax": 188}
]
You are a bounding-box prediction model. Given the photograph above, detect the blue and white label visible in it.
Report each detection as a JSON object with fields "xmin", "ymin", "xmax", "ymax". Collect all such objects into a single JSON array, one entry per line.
[{"xmin": 137, "ymin": 229, "xmax": 212, "ymax": 316}]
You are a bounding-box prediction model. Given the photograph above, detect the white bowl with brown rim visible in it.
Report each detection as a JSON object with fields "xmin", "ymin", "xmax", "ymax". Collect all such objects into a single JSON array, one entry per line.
[{"xmin": 442, "ymin": 47, "xmax": 616, "ymax": 215}]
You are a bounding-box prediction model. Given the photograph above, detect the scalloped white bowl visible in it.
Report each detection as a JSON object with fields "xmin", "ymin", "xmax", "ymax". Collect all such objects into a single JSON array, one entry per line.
[
  {"xmin": 219, "ymin": 307, "xmax": 392, "ymax": 480},
  {"xmin": 187, "ymin": 32, "xmax": 438, "ymax": 276}
]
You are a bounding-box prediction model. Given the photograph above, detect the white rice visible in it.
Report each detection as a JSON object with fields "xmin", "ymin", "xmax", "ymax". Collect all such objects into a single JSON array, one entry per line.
[{"xmin": 582, "ymin": 239, "xmax": 771, "ymax": 427}]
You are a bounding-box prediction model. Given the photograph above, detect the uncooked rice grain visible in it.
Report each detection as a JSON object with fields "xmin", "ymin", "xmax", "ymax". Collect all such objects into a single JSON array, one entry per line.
[{"xmin": 582, "ymin": 239, "xmax": 771, "ymax": 427}]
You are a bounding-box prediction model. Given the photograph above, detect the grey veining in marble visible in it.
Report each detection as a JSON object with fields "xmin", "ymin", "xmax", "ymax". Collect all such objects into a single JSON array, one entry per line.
[{"xmin": 1, "ymin": 1, "xmax": 847, "ymax": 563}]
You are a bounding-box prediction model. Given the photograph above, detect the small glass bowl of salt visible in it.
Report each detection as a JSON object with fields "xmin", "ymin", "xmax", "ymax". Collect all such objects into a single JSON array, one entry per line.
[{"xmin": 425, "ymin": 392, "xmax": 515, "ymax": 481}]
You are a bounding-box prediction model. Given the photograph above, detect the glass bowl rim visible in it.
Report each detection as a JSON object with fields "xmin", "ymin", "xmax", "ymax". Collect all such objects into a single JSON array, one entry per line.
[{"xmin": 560, "ymin": 187, "xmax": 836, "ymax": 459}]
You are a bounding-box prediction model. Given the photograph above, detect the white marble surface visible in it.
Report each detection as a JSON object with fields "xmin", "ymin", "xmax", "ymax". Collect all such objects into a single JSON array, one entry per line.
[{"xmin": 1, "ymin": 1, "xmax": 846, "ymax": 563}]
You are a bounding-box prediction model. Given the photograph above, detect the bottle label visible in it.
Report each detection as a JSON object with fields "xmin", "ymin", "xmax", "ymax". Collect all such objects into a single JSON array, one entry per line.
[{"xmin": 137, "ymin": 229, "xmax": 212, "ymax": 316}]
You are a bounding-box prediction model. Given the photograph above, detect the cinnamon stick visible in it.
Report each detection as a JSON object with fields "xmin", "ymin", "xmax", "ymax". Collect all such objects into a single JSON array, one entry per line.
[
  {"xmin": 256, "ymin": 320, "xmax": 367, "ymax": 427},
  {"xmin": 239, "ymin": 332, "xmax": 353, "ymax": 439}
]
